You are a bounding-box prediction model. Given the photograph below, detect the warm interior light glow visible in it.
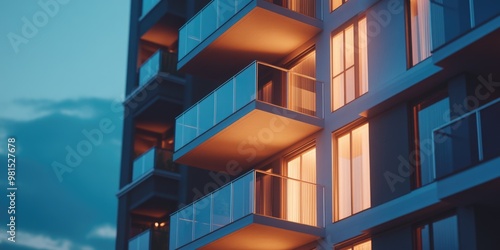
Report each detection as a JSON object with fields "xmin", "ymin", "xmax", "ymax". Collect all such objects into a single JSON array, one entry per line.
[
  {"xmin": 336, "ymin": 123, "xmax": 370, "ymax": 221},
  {"xmin": 286, "ymin": 147, "xmax": 317, "ymax": 226},
  {"xmin": 159, "ymin": 222, "xmax": 166, "ymax": 227},
  {"xmin": 154, "ymin": 222, "xmax": 159, "ymax": 227}
]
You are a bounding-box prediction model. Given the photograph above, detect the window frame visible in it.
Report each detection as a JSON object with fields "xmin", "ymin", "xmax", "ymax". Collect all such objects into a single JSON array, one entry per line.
[
  {"xmin": 411, "ymin": 89, "xmax": 448, "ymax": 189},
  {"xmin": 332, "ymin": 120, "xmax": 371, "ymax": 222},
  {"xmin": 405, "ymin": 0, "xmax": 432, "ymax": 68},
  {"xmin": 336, "ymin": 238, "xmax": 372, "ymax": 250},
  {"xmin": 412, "ymin": 212, "xmax": 458, "ymax": 250},
  {"xmin": 331, "ymin": 15, "xmax": 369, "ymax": 112},
  {"xmin": 331, "ymin": 0, "xmax": 348, "ymax": 12}
]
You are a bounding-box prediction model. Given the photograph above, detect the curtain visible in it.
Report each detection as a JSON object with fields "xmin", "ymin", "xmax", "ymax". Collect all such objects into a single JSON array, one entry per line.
[
  {"xmin": 290, "ymin": 52, "xmax": 316, "ymax": 116},
  {"xmin": 411, "ymin": 0, "xmax": 431, "ymax": 65}
]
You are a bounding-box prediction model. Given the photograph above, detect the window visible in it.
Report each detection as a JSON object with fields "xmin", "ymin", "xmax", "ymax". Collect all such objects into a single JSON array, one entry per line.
[
  {"xmin": 331, "ymin": 0, "xmax": 348, "ymax": 11},
  {"xmin": 334, "ymin": 123, "xmax": 370, "ymax": 221},
  {"xmin": 407, "ymin": 0, "xmax": 431, "ymax": 66},
  {"xmin": 339, "ymin": 239, "xmax": 372, "ymax": 250},
  {"xmin": 331, "ymin": 17, "xmax": 368, "ymax": 111},
  {"xmin": 285, "ymin": 146, "xmax": 317, "ymax": 226},
  {"xmin": 413, "ymin": 93, "xmax": 450, "ymax": 187},
  {"xmin": 414, "ymin": 214, "xmax": 459, "ymax": 250},
  {"xmin": 290, "ymin": 51, "xmax": 317, "ymax": 116}
]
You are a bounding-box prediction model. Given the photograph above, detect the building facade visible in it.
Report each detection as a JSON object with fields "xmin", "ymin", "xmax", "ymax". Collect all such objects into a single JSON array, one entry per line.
[{"xmin": 117, "ymin": 0, "xmax": 500, "ymax": 249}]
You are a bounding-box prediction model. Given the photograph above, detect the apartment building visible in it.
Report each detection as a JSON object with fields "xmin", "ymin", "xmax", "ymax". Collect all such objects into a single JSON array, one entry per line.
[{"xmin": 117, "ymin": 0, "xmax": 500, "ymax": 249}]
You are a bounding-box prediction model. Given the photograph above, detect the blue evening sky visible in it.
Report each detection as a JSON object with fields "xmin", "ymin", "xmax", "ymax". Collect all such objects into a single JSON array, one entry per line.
[{"xmin": 0, "ymin": 0, "xmax": 130, "ymax": 249}]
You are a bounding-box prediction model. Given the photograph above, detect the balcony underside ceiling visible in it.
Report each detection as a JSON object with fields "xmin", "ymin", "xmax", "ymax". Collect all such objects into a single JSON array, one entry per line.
[
  {"xmin": 179, "ymin": 6, "xmax": 322, "ymax": 81},
  {"xmin": 201, "ymin": 223, "xmax": 319, "ymax": 250},
  {"xmin": 434, "ymin": 23, "xmax": 500, "ymax": 75},
  {"xmin": 175, "ymin": 104, "xmax": 323, "ymax": 171}
]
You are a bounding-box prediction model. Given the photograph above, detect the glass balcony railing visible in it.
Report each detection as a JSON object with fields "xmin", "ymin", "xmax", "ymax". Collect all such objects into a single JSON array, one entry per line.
[
  {"xmin": 178, "ymin": 0, "xmax": 320, "ymax": 59},
  {"xmin": 132, "ymin": 147, "xmax": 179, "ymax": 181},
  {"xmin": 141, "ymin": 0, "xmax": 160, "ymax": 18},
  {"xmin": 433, "ymin": 98, "xmax": 500, "ymax": 179},
  {"xmin": 175, "ymin": 61, "xmax": 322, "ymax": 151},
  {"xmin": 128, "ymin": 229, "xmax": 151, "ymax": 250},
  {"xmin": 431, "ymin": 0, "xmax": 500, "ymax": 49},
  {"xmin": 128, "ymin": 229, "xmax": 169, "ymax": 250},
  {"xmin": 170, "ymin": 170, "xmax": 325, "ymax": 249},
  {"xmin": 139, "ymin": 50, "xmax": 179, "ymax": 87}
]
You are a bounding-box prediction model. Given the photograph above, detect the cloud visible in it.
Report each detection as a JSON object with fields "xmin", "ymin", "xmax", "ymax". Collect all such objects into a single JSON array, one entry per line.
[
  {"xmin": 87, "ymin": 225, "xmax": 116, "ymax": 239},
  {"xmin": 0, "ymin": 98, "xmax": 114, "ymax": 121},
  {"xmin": 0, "ymin": 231, "xmax": 94, "ymax": 250}
]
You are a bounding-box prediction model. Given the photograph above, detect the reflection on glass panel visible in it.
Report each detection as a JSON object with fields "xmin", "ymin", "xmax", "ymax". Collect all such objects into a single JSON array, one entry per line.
[
  {"xmin": 198, "ymin": 94, "xmax": 215, "ymax": 135},
  {"xmin": 215, "ymin": 80, "xmax": 234, "ymax": 124},
  {"xmin": 418, "ymin": 97, "xmax": 449, "ymax": 185},
  {"xmin": 183, "ymin": 106, "xmax": 199, "ymax": 144},
  {"xmin": 194, "ymin": 196, "xmax": 211, "ymax": 238},
  {"xmin": 432, "ymin": 216, "xmax": 459, "ymax": 250},
  {"xmin": 430, "ymin": 0, "xmax": 471, "ymax": 49},
  {"xmin": 234, "ymin": 63, "xmax": 257, "ymax": 111},
  {"xmin": 128, "ymin": 230, "xmax": 150, "ymax": 250},
  {"xmin": 212, "ymin": 185, "xmax": 231, "ymax": 230},
  {"xmin": 434, "ymin": 115, "xmax": 477, "ymax": 178},
  {"xmin": 187, "ymin": 14, "xmax": 202, "ymax": 53},
  {"xmin": 233, "ymin": 172, "xmax": 254, "ymax": 220},
  {"xmin": 201, "ymin": 2, "xmax": 217, "ymax": 40},
  {"xmin": 177, "ymin": 208, "xmax": 194, "ymax": 247},
  {"xmin": 132, "ymin": 148, "xmax": 155, "ymax": 180}
]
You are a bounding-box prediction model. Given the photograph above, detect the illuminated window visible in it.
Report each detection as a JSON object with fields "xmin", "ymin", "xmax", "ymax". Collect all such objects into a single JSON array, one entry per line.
[
  {"xmin": 286, "ymin": 146, "xmax": 317, "ymax": 226},
  {"xmin": 331, "ymin": 0, "xmax": 348, "ymax": 11},
  {"xmin": 408, "ymin": 0, "xmax": 431, "ymax": 66},
  {"xmin": 339, "ymin": 239, "xmax": 372, "ymax": 250},
  {"xmin": 334, "ymin": 123, "xmax": 370, "ymax": 221},
  {"xmin": 414, "ymin": 214, "xmax": 459, "ymax": 250},
  {"xmin": 290, "ymin": 51, "xmax": 317, "ymax": 116},
  {"xmin": 331, "ymin": 17, "xmax": 368, "ymax": 111}
]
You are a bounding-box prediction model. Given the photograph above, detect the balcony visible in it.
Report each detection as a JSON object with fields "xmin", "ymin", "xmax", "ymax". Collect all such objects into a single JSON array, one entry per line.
[
  {"xmin": 433, "ymin": 98, "xmax": 500, "ymax": 179},
  {"xmin": 177, "ymin": 0, "xmax": 322, "ymax": 79},
  {"xmin": 174, "ymin": 61, "xmax": 323, "ymax": 170},
  {"xmin": 125, "ymin": 50, "xmax": 184, "ymax": 115},
  {"xmin": 128, "ymin": 229, "xmax": 169, "ymax": 250},
  {"xmin": 139, "ymin": 50, "xmax": 181, "ymax": 87},
  {"xmin": 133, "ymin": 147, "xmax": 179, "ymax": 182},
  {"xmin": 430, "ymin": 0, "xmax": 500, "ymax": 72},
  {"xmin": 118, "ymin": 147, "xmax": 180, "ymax": 207},
  {"xmin": 170, "ymin": 170, "xmax": 325, "ymax": 250}
]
